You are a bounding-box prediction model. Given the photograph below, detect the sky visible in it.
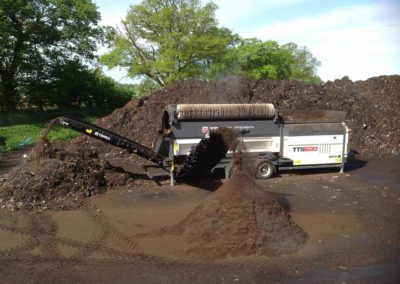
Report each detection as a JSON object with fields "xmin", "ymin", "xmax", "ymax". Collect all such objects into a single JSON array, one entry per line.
[{"xmin": 94, "ymin": 0, "xmax": 400, "ymax": 83}]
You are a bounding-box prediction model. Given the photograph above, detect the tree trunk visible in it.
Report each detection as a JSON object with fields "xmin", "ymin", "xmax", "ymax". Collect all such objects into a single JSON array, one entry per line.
[{"xmin": 0, "ymin": 72, "xmax": 18, "ymax": 112}]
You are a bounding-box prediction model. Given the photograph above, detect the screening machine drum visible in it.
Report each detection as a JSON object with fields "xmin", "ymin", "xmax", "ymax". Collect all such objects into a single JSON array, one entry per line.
[{"xmin": 175, "ymin": 104, "xmax": 275, "ymax": 121}]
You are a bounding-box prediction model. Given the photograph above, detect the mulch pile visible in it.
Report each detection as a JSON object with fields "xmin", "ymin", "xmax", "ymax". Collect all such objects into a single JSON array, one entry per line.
[
  {"xmin": 1, "ymin": 75, "xmax": 399, "ymax": 210},
  {"xmin": 1, "ymin": 140, "xmax": 107, "ymax": 210},
  {"xmin": 163, "ymin": 170, "xmax": 307, "ymax": 259}
]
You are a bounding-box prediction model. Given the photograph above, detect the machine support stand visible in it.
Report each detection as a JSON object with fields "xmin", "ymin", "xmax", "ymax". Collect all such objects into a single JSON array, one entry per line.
[
  {"xmin": 170, "ymin": 159, "xmax": 175, "ymax": 187},
  {"xmin": 339, "ymin": 132, "xmax": 346, "ymax": 174}
]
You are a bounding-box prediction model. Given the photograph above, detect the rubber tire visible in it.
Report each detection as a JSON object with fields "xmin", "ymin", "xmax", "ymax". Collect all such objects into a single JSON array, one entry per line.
[{"xmin": 255, "ymin": 161, "xmax": 275, "ymax": 179}]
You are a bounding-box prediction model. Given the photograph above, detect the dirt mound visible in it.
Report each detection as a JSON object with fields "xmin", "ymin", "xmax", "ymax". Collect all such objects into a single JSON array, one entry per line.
[
  {"xmin": 251, "ymin": 76, "xmax": 400, "ymax": 156},
  {"xmin": 0, "ymin": 141, "xmax": 111, "ymax": 210},
  {"xmin": 58, "ymin": 75, "xmax": 400, "ymax": 162},
  {"xmin": 161, "ymin": 171, "xmax": 307, "ymax": 260},
  {"xmin": 1, "ymin": 75, "xmax": 399, "ymax": 210},
  {"xmin": 94, "ymin": 75, "xmax": 400, "ymax": 160}
]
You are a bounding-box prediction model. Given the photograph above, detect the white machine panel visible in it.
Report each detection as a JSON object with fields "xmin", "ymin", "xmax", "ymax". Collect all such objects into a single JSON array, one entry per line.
[
  {"xmin": 175, "ymin": 136, "xmax": 281, "ymax": 156},
  {"xmin": 283, "ymin": 134, "xmax": 344, "ymax": 165},
  {"xmin": 241, "ymin": 136, "xmax": 280, "ymax": 152},
  {"xmin": 174, "ymin": 139, "xmax": 201, "ymax": 155}
]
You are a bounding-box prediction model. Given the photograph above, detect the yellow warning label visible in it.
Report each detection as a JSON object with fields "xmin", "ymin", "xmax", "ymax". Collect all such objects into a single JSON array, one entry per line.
[
  {"xmin": 335, "ymin": 158, "xmax": 342, "ymax": 163},
  {"xmin": 85, "ymin": 129, "xmax": 93, "ymax": 134},
  {"xmin": 173, "ymin": 143, "xmax": 179, "ymax": 155},
  {"xmin": 294, "ymin": 160, "xmax": 302, "ymax": 165}
]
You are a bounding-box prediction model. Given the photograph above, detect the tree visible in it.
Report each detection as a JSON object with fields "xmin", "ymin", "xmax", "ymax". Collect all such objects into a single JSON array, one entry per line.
[
  {"xmin": 213, "ymin": 39, "xmax": 321, "ymax": 83},
  {"xmin": 231, "ymin": 39, "xmax": 294, "ymax": 80},
  {"xmin": 100, "ymin": 0, "xmax": 238, "ymax": 87},
  {"xmin": 35, "ymin": 62, "xmax": 132, "ymax": 109},
  {"xmin": 0, "ymin": 0, "xmax": 103, "ymax": 111},
  {"xmin": 85, "ymin": 68, "xmax": 132, "ymax": 109},
  {"xmin": 131, "ymin": 78, "xmax": 161, "ymax": 97},
  {"xmin": 282, "ymin": 43, "xmax": 321, "ymax": 83}
]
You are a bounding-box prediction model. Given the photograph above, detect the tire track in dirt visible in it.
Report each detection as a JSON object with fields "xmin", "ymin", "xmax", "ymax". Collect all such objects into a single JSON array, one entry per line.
[
  {"xmin": 0, "ymin": 210, "xmax": 39, "ymax": 258},
  {"xmin": 0, "ymin": 209, "xmax": 265, "ymax": 271},
  {"xmin": 28, "ymin": 212, "xmax": 62, "ymax": 258},
  {"xmin": 0, "ymin": 214, "xmax": 217, "ymax": 276},
  {"xmin": 0, "ymin": 206, "xmax": 145, "ymax": 264},
  {"xmin": 1, "ymin": 205, "xmax": 244, "ymax": 270},
  {"xmin": 0, "ymin": 213, "xmax": 300, "ymax": 284},
  {"xmin": 0, "ymin": 216, "xmax": 142, "ymax": 264},
  {"xmin": 77, "ymin": 204, "xmax": 140, "ymax": 259},
  {"xmin": 0, "ymin": 209, "xmax": 18, "ymax": 224},
  {"xmin": 64, "ymin": 203, "xmax": 113, "ymax": 260}
]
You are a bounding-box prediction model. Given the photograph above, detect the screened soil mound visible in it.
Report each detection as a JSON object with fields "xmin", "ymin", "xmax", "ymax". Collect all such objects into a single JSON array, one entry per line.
[
  {"xmin": 1, "ymin": 75, "xmax": 399, "ymax": 210},
  {"xmin": 162, "ymin": 171, "xmax": 308, "ymax": 260}
]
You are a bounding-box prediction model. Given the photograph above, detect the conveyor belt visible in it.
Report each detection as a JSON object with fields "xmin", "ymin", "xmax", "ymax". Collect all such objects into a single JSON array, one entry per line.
[
  {"xmin": 59, "ymin": 116, "xmax": 166, "ymax": 165},
  {"xmin": 176, "ymin": 131, "xmax": 229, "ymax": 181}
]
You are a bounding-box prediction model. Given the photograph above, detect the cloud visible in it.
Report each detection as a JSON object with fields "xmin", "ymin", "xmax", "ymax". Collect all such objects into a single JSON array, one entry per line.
[
  {"xmin": 95, "ymin": 0, "xmax": 400, "ymax": 82},
  {"xmin": 95, "ymin": 0, "xmax": 137, "ymax": 27},
  {"xmin": 242, "ymin": 3, "xmax": 400, "ymax": 80},
  {"xmin": 207, "ymin": 0, "xmax": 310, "ymax": 28},
  {"xmin": 103, "ymin": 67, "xmax": 134, "ymax": 83}
]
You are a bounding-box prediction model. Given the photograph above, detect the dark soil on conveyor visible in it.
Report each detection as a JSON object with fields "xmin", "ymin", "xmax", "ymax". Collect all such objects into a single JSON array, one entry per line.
[
  {"xmin": 160, "ymin": 171, "xmax": 308, "ymax": 260},
  {"xmin": 1, "ymin": 75, "xmax": 399, "ymax": 210}
]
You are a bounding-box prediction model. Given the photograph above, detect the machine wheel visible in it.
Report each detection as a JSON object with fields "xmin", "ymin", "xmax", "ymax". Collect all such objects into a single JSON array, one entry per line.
[{"xmin": 255, "ymin": 161, "xmax": 275, "ymax": 179}]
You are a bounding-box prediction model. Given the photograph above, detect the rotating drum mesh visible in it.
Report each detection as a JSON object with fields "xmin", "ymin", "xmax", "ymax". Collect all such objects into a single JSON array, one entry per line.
[{"xmin": 176, "ymin": 104, "xmax": 275, "ymax": 120}]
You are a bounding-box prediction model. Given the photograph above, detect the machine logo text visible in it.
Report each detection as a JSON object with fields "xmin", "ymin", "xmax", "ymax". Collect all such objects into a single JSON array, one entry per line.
[
  {"xmin": 94, "ymin": 131, "xmax": 111, "ymax": 141},
  {"xmin": 293, "ymin": 146, "xmax": 318, "ymax": 152}
]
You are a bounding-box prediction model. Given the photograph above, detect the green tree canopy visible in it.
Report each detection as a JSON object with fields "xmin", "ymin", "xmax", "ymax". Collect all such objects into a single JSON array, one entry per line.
[
  {"xmin": 100, "ymin": 0, "xmax": 239, "ymax": 87},
  {"xmin": 212, "ymin": 39, "xmax": 321, "ymax": 83},
  {"xmin": 27, "ymin": 61, "xmax": 132, "ymax": 110},
  {"xmin": 282, "ymin": 42, "xmax": 321, "ymax": 83},
  {"xmin": 0, "ymin": 0, "xmax": 104, "ymax": 111},
  {"xmin": 233, "ymin": 39, "xmax": 293, "ymax": 80}
]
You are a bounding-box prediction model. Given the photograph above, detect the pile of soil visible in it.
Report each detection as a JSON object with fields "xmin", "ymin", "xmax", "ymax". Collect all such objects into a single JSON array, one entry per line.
[
  {"xmin": 0, "ymin": 140, "xmax": 110, "ymax": 210},
  {"xmin": 1, "ymin": 75, "xmax": 399, "ymax": 210},
  {"xmin": 159, "ymin": 171, "xmax": 307, "ymax": 260}
]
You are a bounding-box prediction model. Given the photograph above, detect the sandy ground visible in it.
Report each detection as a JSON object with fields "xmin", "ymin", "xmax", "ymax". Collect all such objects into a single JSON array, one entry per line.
[
  {"xmin": 0, "ymin": 150, "xmax": 26, "ymax": 177},
  {"xmin": 0, "ymin": 156, "xmax": 399, "ymax": 283}
]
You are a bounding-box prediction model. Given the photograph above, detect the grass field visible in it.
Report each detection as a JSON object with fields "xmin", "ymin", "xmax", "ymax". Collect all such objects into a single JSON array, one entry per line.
[{"xmin": 0, "ymin": 109, "xmax": 111, "ymax": 153}]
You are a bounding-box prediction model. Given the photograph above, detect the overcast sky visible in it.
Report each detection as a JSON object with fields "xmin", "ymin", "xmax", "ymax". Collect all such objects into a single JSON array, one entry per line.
[{"xmin": 94, "ymin": 0, "xmax": 400, "ymax": 83}]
